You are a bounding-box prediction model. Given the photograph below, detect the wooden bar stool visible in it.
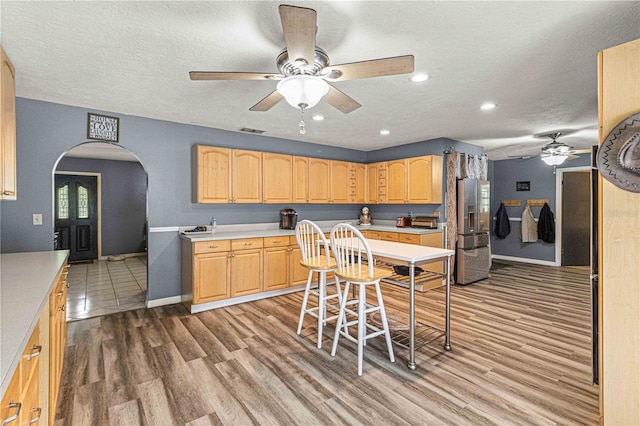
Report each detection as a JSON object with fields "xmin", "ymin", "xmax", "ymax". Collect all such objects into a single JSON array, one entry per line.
[
  {"xmin": 295, "ymin": 220, "xmax": 342, "ymax": 349},
  {"xmin": 329, "ymin": 223, "xmax": 395, "ymax": 375}
]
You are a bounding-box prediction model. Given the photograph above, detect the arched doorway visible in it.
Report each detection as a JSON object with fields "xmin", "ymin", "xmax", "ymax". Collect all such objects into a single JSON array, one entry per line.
[{"xmin": 52, "ymin": 141, "xmax": 148, "ymax": 320}]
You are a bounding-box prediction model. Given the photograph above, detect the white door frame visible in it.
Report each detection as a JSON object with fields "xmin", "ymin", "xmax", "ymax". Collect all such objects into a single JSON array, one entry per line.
[
  {"xmin": 54, "ymin": 171, "xmax": 102, "ymax": 258},
  {"xmin": 554, "ymin": 165, "xmax": 591, "ymax": 266}
]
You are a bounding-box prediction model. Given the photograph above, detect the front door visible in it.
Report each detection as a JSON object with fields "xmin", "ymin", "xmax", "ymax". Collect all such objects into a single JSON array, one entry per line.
[
  {"xmin": 54, "ymin": 174, "xmax": 98, "ymax": 262},
  {"xmin": 561, "ymin": 171, "xmax": 590, "ymax": 266}
]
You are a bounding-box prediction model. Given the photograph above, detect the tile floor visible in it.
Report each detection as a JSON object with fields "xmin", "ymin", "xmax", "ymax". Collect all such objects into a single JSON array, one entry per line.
[{"xmin": 66, "ymin": 256, "xmax": 147, "ymax": 321}]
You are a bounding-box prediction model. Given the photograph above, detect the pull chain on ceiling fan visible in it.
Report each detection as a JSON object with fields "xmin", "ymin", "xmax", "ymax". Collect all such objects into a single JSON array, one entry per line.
[{"xmin": 189, "ymin": 4, "xmax": 415, "ymax": 133}]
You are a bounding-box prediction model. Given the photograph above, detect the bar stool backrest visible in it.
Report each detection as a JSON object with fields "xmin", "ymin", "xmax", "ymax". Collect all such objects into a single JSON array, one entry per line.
[
  {"xmin": 295, "ymin": 220, "xmax": 330, "ymax": 265},
  {"xmin": 330, "ymin": 223, "xmax": 373, "ymax": 279}
]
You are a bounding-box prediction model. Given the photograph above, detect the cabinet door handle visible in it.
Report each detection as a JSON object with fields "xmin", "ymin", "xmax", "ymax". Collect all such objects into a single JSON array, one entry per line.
[
  {"xmin": 2, "ymin": 190, "xmax": 15, "ymax": 196},
  {"xmin": 2, "ymin": 401, "xmax": 21, "ymax": 425},
  {"xmin": 272, "ymin": 240, "xmax": 281, "ymax": 243},
  {"xmin": 208, "ymin": 245, "xmax": 218, "ymax": 249},
  {"xmin": 27, "ymin": 344, "xmax": 42, "ymax": 360},
  {"xmin": 243, "ymin": 243, "xmax": 252, "ymax": 246},
  {"xmin": 59, "ymin": 305, "xmax": 66, "ymax": 312},
  {"xmin": 57, "ymin": 291, "xmax": 64, "ymax": 297},
  {"xmin": 28, "ymin": 407, "xmax": 42, "ymax": 425}
]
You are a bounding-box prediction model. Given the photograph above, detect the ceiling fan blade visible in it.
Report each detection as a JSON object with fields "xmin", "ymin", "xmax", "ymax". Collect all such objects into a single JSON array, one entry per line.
[
  {"xmin": 249, "ymin": 90, "xmax": 284, "ymax": 112},
  {"xmin": 323, "ymin": 55, "xmax": 415, "ymax": 82},
  {"xmin": 323, "ymin": 84, "xmax": 361, "ymax": 114},
  {"xmin": 279, "ymin": 5, "xmax": 317, "ymax": 66},
  {"xmin": 189, "ymin": 72, "xmax": 281, "ymax": 81}
]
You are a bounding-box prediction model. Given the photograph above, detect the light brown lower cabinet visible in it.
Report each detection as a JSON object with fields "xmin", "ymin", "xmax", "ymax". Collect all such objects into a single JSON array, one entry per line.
[
  {"xmin": 1, "ymin": 325, "xmax": 42, "ymax": 426},
  {"xmin": 183, "ymin": 231, "xmax": 444, "ymax": 308},
  {"xmin": 49, "ymin": 263, "xmax": 68, "ymax": 425}
]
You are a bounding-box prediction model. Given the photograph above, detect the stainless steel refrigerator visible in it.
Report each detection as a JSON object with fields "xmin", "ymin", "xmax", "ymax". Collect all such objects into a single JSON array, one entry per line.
[{"xmin": 456, "ymin": 178, "xmax": 491, "ymax": 285}]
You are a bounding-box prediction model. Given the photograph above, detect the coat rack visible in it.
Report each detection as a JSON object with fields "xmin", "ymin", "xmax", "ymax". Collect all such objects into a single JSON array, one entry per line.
[
  {"xmin": 501, "ymin": 199, "xmax": 521, "ymax": 207},
  {"xmin": 526, "ymin": 199, "xmax": 549, "ymax": 207}
]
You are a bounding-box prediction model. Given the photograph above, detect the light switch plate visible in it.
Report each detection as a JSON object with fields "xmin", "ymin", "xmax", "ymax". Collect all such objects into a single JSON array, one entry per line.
[{"xmin": 33, "ymin": 214, "xmax": 43, "ymax": 225}]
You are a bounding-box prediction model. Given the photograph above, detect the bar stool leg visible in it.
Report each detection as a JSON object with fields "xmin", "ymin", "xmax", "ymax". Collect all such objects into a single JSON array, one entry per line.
[
  {"xmin": 317, "ymin": 271, "xmax": 326, "ymax": 349},
  {"xmin": 297, "ymin": 269, "xmax": 314, "ymax": 335},
  {"xmin": 357, "ymin": 283, "xmax": 366, "ymax": 376},
  {"xmin": 331, "ymin": 281, "xmax": 350, "ymax": 357}
]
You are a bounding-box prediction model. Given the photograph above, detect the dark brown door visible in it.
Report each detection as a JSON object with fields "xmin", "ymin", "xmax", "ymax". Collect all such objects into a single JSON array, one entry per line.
[
  {"xmin": 561, "ymin": 171, "xmax": 590, "ymax": 266},
  {"xmin": 54, "ymin": 174, "xmax": 98, "ymax": 262}
]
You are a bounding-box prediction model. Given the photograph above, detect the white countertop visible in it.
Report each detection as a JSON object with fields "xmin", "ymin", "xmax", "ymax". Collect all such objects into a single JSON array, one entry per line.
[
  {"xmin": 1, "ymin": 250, "xmax": 69, "ymax": 397},
  {"xmin": 180, "ymin": 223, "xmax": 443, "ymax": 242}
]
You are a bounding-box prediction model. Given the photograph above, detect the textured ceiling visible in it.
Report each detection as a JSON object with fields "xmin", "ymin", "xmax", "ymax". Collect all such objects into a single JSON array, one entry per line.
[{"xmin": 2, "ymin": 1, "xmax": 639, "ymax": 160}]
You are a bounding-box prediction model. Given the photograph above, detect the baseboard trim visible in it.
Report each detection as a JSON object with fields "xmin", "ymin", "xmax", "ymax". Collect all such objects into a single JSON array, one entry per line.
[
  {"xmin": 98, "ymin": 252, "xmax": 146, "ymax": 261},
  {"xmin": 186, "ymin": 285, "xmax": 306, "ymax": 313},
  {"xmin": 146, "ymin": 295, "xmax": 182, "ymax": 308},
  {"xmin": 492, "ymin": 254, "xmax": 557, "ymax": 267}
]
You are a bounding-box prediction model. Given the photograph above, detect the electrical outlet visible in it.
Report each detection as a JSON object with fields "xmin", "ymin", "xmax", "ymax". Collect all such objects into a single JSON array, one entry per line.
[{"xmin": 33, "ymin": 214, "xmax": 43, "ymax": 225}]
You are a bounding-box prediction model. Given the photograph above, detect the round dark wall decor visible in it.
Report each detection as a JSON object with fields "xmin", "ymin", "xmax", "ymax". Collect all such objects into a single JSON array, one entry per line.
[{"xmin": 597, "ymin": 111, "xmax": 640, "ymax": 193}]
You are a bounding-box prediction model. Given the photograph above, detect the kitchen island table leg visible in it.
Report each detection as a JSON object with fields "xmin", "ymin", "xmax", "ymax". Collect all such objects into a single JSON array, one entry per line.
[
  {"xmin": 445, "ymin": 255, "xmax": 452, "ymax": 351},
  {"xmin": 408, "ymin": 261, "xmax": 416, "ymax": 370}
]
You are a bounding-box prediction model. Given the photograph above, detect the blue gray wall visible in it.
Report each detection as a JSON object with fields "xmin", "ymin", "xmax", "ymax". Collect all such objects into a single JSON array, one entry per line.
[
  {"xmin": 56, "ymin": 157, "xmax": 147, "ymax": 256},
  {"xmin": 1, "ymin": 98, "xmax": 481, "ymax": 301},
  {"xmin": 490, "ymin": 154, "xmax": 591, "ymax": 262}
]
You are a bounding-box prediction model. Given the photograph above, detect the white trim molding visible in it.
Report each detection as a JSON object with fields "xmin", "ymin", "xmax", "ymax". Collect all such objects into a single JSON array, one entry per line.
[
  {"xmin": 146, "ymin": 295, "xmax": 182, "ymax": 308},
  {"xmin": 492, "ymin": 254, "xmax": 557, "ymax": 267},
  {"xmin": 186, "ymin": 285, "xmax": 306, "ymax": 313}
]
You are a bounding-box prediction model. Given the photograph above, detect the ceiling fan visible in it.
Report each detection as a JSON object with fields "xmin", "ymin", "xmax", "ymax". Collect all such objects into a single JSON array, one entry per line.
[
  {"xmin": 189, "ymin": 4, "xmax": 414, "ymax": 125},
  {"xmin": 538, "ymin": 132, "xmax": 582, "ymax": 165},
  {"xmin": 511, "ymin": 132, "xmax": 585, "ymax": 165}
]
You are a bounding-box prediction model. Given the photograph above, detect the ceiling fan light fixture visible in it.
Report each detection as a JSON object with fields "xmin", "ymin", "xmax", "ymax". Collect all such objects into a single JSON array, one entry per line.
[
  {"xmin": 541, "ymin": 155, "xmax": 568, "ymax": 166},
  {"xmin": 276, "ymin": 75, "xmax": 329, "ymax": 109}
]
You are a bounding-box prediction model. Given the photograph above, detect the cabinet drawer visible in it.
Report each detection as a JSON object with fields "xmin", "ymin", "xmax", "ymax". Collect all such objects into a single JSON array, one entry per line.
[
  {"xmin": 289, "ymin": 235, "xmax": 299, "ymax": 246},
  {"xmin": 21, "ymin": 323, "xmax": 40, "ymax": 391},
  {"xmin": 380, "ymin": 231, "xmax": 398, "ymax": 241},
  {"xmin": 398, "ymin": 233, "xmax": 420, "ymax": 245},
  {"xmin": 194, "ymin": 240, "xmax": 230, "ymax": 254},
  {"xmin": 231, "ymin": 238, "xmax": 264, "ymax": 251},
  {"xmin": 263, "ymin": 236, "xmax": 289, "ymax": 248}
]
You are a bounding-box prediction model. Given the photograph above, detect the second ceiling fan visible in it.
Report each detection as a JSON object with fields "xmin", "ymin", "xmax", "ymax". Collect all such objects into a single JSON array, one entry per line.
[{"xmin": 189, "ymin": 4, "xmax": 415, "ymax": 115}]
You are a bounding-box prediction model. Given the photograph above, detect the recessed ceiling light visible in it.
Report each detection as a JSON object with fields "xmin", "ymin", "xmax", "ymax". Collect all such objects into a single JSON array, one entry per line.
[
  {"xmin": 379, "ymin": 129, "xmax": 390, "ymax": 135},
  {"xmin": 480, "ymin": 102, "xmax": 496, "ymax": 110},
  {"xmin": 312, "ymin": 115, "xmax": 324, "ymax": 121},
  {"xmin": 410, "ymin": 73, "xmax": 429, "ymax": 83}
]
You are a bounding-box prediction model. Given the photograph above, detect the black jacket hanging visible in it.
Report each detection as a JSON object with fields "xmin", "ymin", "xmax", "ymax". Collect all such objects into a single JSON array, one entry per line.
[
  {"xmin": 538, "ymin": 202, "xmax": 556, "ymax": 243},
  {"xmin": 494, "ymin": 202, "xmax": 511, "ymax": 239}
]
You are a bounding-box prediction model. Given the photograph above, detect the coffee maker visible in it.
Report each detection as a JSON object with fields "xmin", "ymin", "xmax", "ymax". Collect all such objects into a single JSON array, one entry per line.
[{"xmin": 279, "ymin": 208, "xmax": 298, "ymax": 230}]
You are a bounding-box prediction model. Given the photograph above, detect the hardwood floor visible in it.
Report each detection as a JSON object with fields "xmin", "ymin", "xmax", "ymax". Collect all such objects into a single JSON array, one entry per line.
[{"xmin": 55, "ymin": 261, "xmax": 599, "ymax": 425}]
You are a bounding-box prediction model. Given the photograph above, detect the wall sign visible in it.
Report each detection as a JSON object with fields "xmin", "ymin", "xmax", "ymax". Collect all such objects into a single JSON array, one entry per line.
[
  {"xmin": 516, "ymin": 181, "xmax": 530, "ymax": 191},
  {"xmin": 87, "ymin": 113, "xmax": 119, "ymax": 142}
]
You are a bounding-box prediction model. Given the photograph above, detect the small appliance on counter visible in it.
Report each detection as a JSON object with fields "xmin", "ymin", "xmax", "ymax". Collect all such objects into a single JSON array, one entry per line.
[
  {"xmin": 396, "ymin": 216, "xmax": 412, "ymax": 227},
  {"xmin": 410, "ymin": 216, "xmax": 439, "ymax": 229},
  {"xmin": 279, "ymin": 208, "xmax": 298, "ymax": 230}
]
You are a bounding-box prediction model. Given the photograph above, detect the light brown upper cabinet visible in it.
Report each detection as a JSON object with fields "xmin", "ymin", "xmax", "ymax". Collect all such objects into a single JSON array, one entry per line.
[
  {"xmin": 308, "ymin": 158, "xmax": 330, "ymax": 203},
  {"xmin": 386, "ymin": 160, "xmax": 407, "ymax": 204},
  {"xmin": 232, "ymin": 150, "xmax": 262, "ymax": 203},
  {"xmin": 193, "ymin": 145, "xmax": 232, "ymax": 203},
  {"xmin": 1, "ymin": 46, "xmax": 16, "ymax": 200},
  {"xmin": 350, "ymin": 163, "xmax": 367, "ymax": 204},
  {"xmin": 292, "ymin": 156, "xmax": 309, "ymax": 203},
  {"xmin": 367, "ymin": 163, "xmax": 379, "ymax": 203},
  {"xmin": 381, "ymin": 155, "xmax": 443, "ymax": 204},
  {"xmin": 192, "ymin": 146, "xmax": 262, "ymax": 203},
  {"xmin": 263, "ymin": 152, "xmax": 292, "ymax": 203},
  {"xmin": 330, "ymin": 160, "xmax": 350, "ymax": 203},
  {"xmin": 407, "ymin": 155, "xmax": 443, "ymax": 204}
]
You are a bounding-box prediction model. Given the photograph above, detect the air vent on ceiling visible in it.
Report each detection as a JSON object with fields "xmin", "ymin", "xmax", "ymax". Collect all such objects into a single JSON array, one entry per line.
[{"xmin": 240, "ymin": 127, "xmax": 265, "ymax": 134}]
